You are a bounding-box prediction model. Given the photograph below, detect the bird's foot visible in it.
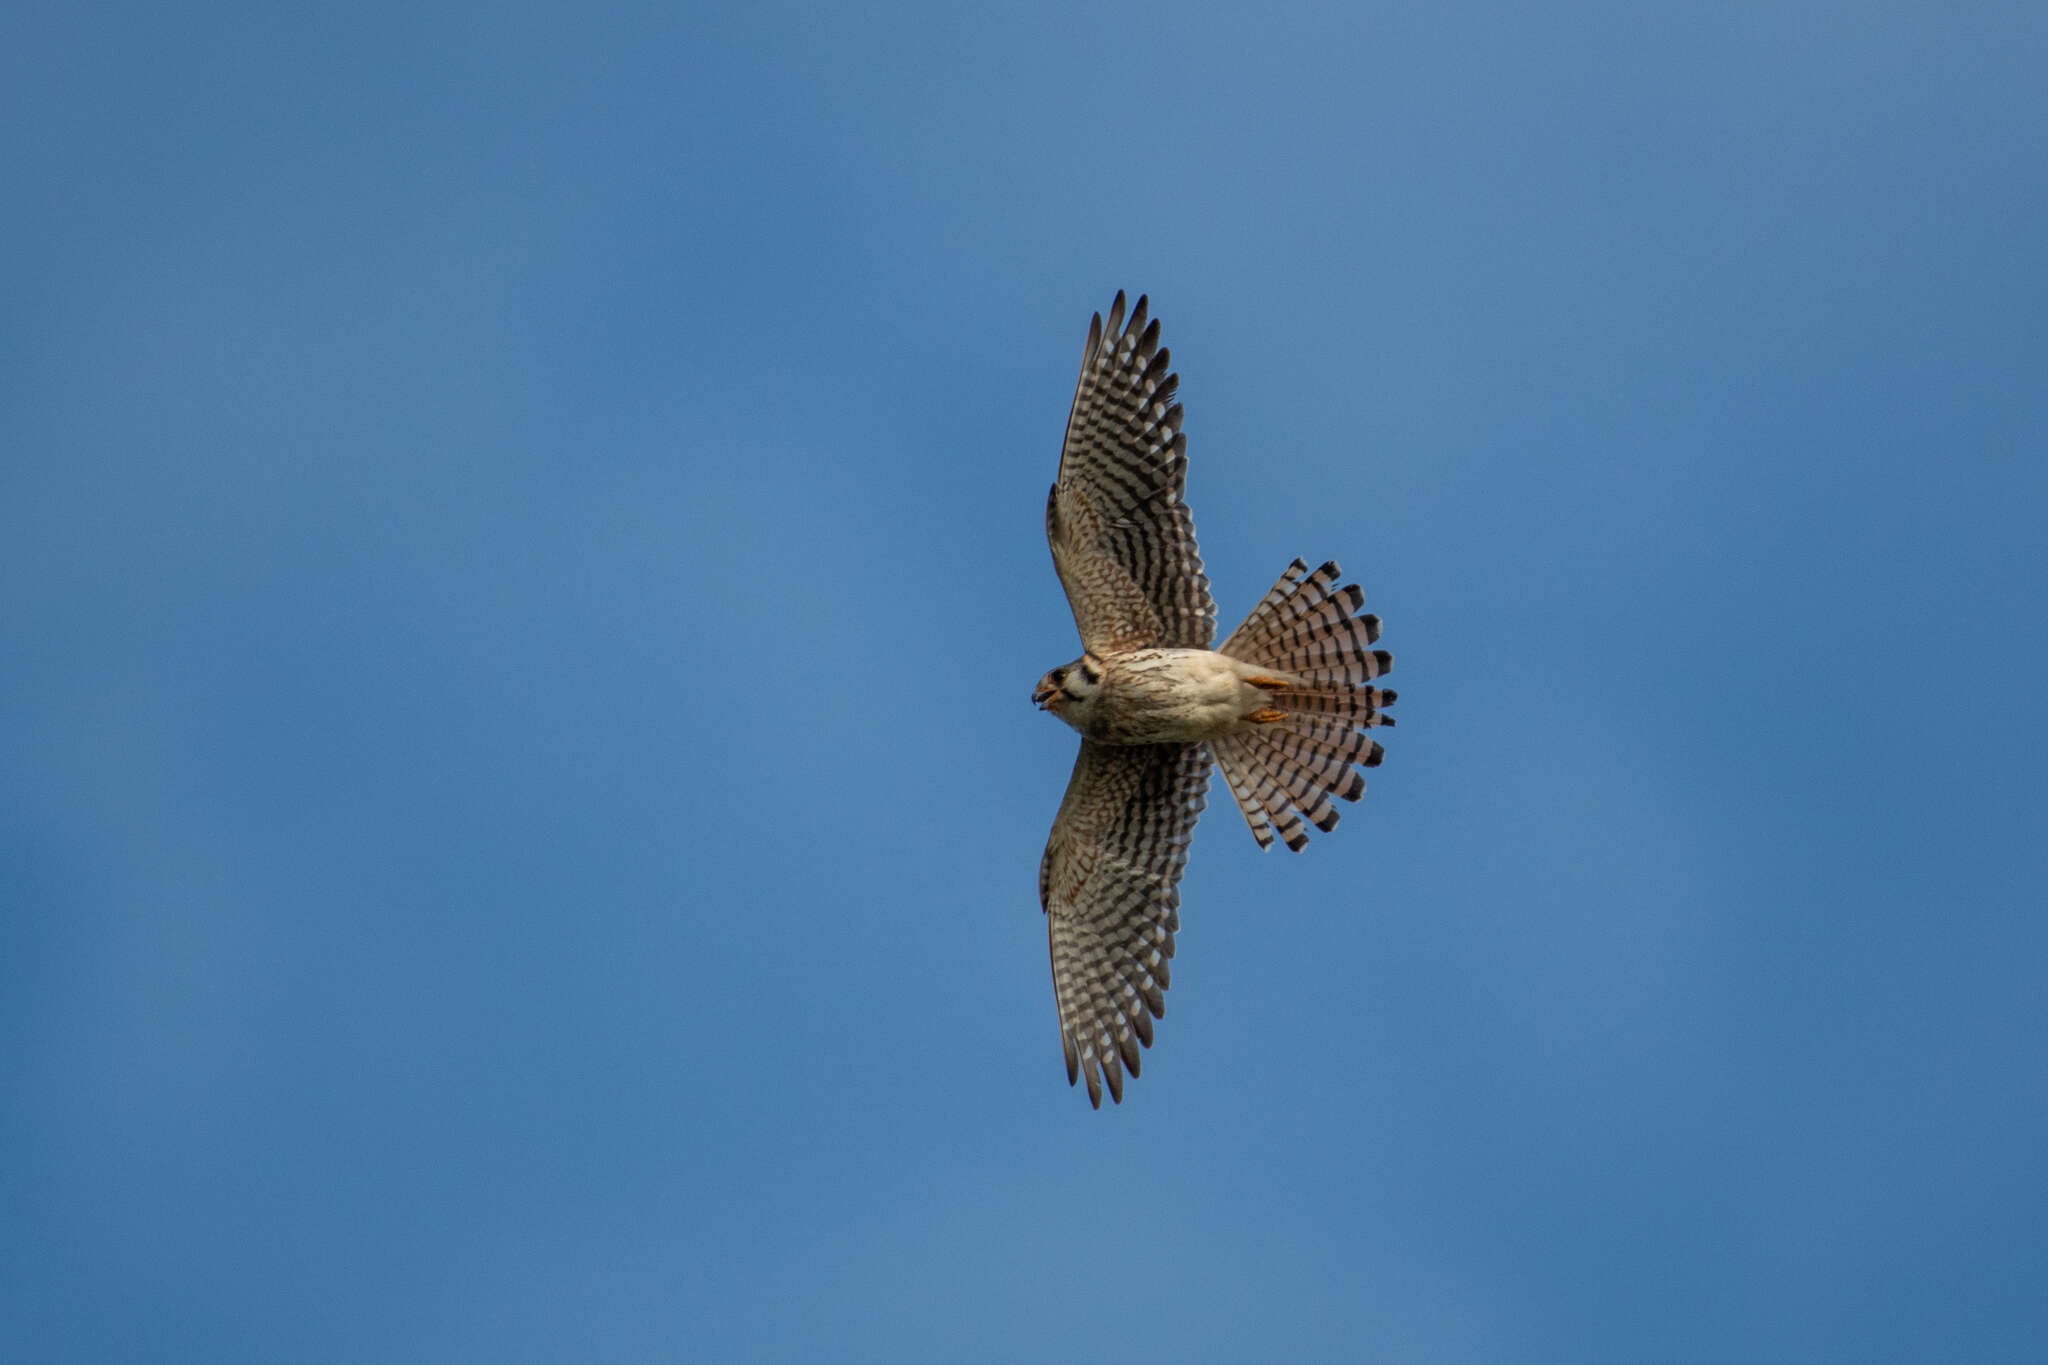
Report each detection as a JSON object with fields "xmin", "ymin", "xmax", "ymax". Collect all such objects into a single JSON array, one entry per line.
[{"xmin": 1247, "ymin": 707, "xmax": 1287, "ymax": 724}]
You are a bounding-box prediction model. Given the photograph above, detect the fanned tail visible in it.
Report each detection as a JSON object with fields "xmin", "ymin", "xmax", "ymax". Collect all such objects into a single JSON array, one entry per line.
[{"xmin": 1212, "ymin": 559, "xmax": 1396, "ymax": 851}]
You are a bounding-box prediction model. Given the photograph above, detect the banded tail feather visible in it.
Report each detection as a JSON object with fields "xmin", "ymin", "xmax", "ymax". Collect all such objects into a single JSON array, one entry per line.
[{"xmin": 1213, "ymin": 558, "xmax": 1397, "ymax": 851}]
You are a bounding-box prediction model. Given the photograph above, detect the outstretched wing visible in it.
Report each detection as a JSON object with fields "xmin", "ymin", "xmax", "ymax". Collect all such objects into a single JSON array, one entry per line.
[
  {"xmin": 1040, "ymin": 739, "xmax": 1212, "ymax": 1106},
  {"xmin": 1047, "ymin": 292, "xmax": 1216, "ymax": 654}
]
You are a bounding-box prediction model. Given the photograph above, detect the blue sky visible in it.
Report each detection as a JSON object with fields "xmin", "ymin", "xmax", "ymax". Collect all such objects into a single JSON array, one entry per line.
[{"xmin": 4, "ymin": 2, "xmax": 2044, "ymax": 1360}]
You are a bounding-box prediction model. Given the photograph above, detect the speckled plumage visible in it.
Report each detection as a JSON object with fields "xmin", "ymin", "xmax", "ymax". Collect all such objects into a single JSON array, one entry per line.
[{"xmin": 1034, "ymin": 292, "xmax": 1400, "ymax": 1108}]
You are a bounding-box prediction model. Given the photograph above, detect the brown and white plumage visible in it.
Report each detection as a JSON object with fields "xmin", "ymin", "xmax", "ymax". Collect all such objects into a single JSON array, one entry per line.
[
  {"xmin": 1034, "ymin": 292, "xmax": 1399, "ymax": 1107},
  {"xmin": 1039, "ymin": 741, "xmax": 1210, "ymax": 1107},
  {"xmin": 1045, "ymin": 292, "xmax": 1216, "ymax": 655}
]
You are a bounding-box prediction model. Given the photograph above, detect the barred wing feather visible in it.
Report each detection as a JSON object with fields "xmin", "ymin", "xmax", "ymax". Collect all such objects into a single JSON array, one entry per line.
[
  {"xmin": 1047, "ymin": 292, "xmax": 1217, "ymax": 654},
  {"xmin": 1040, "ymin": 739, "xmax": 1212, "ymax": 1107}
]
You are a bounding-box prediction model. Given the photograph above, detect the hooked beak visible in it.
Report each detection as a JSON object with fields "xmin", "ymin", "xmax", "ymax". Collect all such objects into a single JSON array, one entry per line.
[{"xmin": 1032, "ymin": 680, "xmax": 1057, "ymax": 709}]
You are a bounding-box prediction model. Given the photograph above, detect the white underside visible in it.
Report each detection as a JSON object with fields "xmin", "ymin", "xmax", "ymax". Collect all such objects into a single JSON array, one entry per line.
[{"xmin": 1076, "ymin": 648, "xmax": 1286, "ymax": 745}]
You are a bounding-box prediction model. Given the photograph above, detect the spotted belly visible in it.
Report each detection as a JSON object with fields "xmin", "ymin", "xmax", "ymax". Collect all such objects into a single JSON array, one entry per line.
[{"xmin": 1084, "ymin": 648, "xmax": 1255, "ymax": 745}]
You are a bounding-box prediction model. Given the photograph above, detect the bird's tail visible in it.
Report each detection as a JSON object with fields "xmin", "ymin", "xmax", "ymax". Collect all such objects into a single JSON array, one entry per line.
[{"xmin": 1210, "ymin": 558, "xmax": 1396, "ymax": 851}]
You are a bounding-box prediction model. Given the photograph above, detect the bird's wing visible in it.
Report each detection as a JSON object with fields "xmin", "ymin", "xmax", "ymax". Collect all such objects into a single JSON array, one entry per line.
[
  {"xmin": 1040, "ymin": 739, "xmax": 1212, "ymax": 1106},
  {"xmin": 1047, "ymin": 292, "xmax": 1217, "ymax": 654}
]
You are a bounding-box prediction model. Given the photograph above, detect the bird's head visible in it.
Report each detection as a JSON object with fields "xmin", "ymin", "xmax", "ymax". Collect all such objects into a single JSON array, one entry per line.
[{"xmin": 1033, "ymin": 653, "xmax": 1103, "ymax": 729}]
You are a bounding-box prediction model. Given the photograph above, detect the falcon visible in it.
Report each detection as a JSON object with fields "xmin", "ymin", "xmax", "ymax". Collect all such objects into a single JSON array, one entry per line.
[{"xmin": 1034, "ymin": 292, "xmax": 1397, "ymax": 1107}]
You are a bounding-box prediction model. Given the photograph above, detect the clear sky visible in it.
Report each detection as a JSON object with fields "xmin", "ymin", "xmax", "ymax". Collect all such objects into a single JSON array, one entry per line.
[{"xmin": 4, "ymin": 2, "xmax": 2044, "ymax": 1361}]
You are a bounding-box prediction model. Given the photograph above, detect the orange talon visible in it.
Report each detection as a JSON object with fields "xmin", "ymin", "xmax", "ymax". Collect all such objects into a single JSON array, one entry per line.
[
  {"xmin": 1248, "ymin": 707, "xmax": 1287, "ymax": 724},
  {"xmin": 1245, "ymin": 675, "xmax": 1291, "ymax": 689}
]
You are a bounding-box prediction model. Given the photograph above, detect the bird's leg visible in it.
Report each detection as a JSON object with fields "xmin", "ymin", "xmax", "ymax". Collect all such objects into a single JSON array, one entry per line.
[
  {"xmin": 1244, "ymin": 675, "xmax": 1292, "ymax": 690},
  {"xmin": 1247, "ymin": 707, "xmax": 1287, "ymax": 724}
]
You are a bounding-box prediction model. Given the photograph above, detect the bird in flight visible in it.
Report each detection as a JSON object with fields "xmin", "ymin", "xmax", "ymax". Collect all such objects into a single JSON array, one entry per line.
[{"xmin": 1035, "ymin": 291, "xmax": 1397, "ymax": 1107}]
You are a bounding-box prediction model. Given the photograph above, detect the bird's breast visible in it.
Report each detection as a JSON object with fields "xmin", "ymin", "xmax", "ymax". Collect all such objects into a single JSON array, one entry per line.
[{"xmin": 1084, "ymin": 649, "xmax": 1250, "ymax": 745}]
